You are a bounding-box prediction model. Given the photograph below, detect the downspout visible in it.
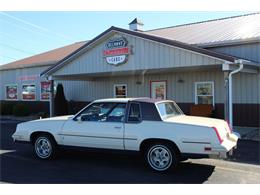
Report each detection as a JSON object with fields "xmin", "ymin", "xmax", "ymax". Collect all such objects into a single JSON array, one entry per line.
[{"xmin": 228, "ymin": 59, "xmax": 243, "ymax": 129}]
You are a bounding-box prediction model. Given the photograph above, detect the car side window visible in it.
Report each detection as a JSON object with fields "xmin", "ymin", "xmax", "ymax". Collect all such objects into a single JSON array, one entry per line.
[
  {"xmin": 128, "ymin": 103, "xmax": 141, "ymax": 123},
  {"xmin": 77, "ymin": 103, "xmax": 116, "ymax": 122},
  {"xmin": 106, "ymin": 103, "xmax": 126, "ymax": 122}
]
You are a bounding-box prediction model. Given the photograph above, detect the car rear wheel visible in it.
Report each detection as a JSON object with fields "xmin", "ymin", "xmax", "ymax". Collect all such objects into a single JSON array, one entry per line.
[
  {"xmin": 145, "ymin": 143, "xmax": 179, "ymax": 172},
  {"xmin": 34, "ymin": 134, "xmax": 56, "ymax": 159}
]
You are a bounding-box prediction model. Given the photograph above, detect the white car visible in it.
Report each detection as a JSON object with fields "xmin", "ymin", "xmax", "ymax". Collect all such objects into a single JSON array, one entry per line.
[{"xmin": 12, "ymin": 98, "xmax": 239, "ymax": 172}]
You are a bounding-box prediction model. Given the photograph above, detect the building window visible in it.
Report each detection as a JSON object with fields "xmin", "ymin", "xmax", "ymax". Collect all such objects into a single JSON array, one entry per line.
[
  {"xmin": 150, "ymin": 80, "xmax": 167, "ymax": 100},
  {"xmin": 195, "ymin": 81, "xmax": 214, "ymax": 106},
  {"xmin": 22, "ymin": 84, "xmax": 36, "ymax": 101},
  {"xmin": 114, "ymin": 84, "xmax": 127, "ymax": 98},
  {"xmin": 5, "ymin": 84, "xmax": 18, "ymax": 100}
]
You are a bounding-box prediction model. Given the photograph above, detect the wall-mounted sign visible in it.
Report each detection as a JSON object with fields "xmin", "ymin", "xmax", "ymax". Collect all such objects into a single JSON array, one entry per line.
[
  {"xmin": 103, "ymin": 37, "xmax": 131, "ymax": 65},
  {"xmin": 150, "ymin": 81, "xmax": 167, "ymax": 100},
  {"xmin": 6, "ymin": 84, "xmax": 18, "ymax": 100},
  {"xmin": 22, "ymin": 84, "xmax": 36, "ymax": 100},
  {"xmin": 19, "ymin": 75, "xmax": 38, "ymax": 81},
  {"xmin": 40, "ymin": 81, "xmax": 51, "ymax": 100}
]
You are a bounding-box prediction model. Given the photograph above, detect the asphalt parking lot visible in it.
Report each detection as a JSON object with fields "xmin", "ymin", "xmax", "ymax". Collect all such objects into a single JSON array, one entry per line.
[{"xmin": 1, "ymin": 119, "xmax": 260, "ymax": 184}]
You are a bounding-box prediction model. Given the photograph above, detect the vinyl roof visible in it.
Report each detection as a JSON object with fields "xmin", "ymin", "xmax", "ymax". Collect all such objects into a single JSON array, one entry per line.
[
  {"xmin": 0, "ymin": 41, "xmax": 87, "ymax": 71},
  {"xmin": 145, "ymin": 12, "xmax": 260, "ymax": 46}
]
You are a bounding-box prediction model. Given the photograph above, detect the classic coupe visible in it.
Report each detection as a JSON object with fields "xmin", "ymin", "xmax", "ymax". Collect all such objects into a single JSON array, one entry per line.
[{"xmin": 12, "ymin": 98, "xmax": 239, "ymax": 172}]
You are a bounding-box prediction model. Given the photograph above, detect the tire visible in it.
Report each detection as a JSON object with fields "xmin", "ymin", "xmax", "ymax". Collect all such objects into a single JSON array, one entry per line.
[
  {"xmin": 34, "ymin": 134, "xmax": 57, "ymax": 160},
  {"xmin": 144, "ymin": 143, "xmax": 179, "ymax": 172}
]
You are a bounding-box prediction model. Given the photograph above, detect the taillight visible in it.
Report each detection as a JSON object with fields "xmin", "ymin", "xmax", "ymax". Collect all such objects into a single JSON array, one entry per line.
[
  {"xmin": 225, "ymin": 121, "xmax": 232, "ymax": 133},
  {"xmin": 212, "ymin": 127, "xmax": 223, "ymax": 144}
]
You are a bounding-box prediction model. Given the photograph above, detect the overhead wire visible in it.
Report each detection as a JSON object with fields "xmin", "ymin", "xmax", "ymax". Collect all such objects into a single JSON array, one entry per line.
[{"xmin": 0, "ymin": 12, "xmax": 76, "ymax": 42}]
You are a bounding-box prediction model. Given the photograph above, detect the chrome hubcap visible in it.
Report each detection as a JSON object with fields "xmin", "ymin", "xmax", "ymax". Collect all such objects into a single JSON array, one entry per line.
[
  {"xmin": 35, "ymin": 137, "xmax": 52, "ymax": 158},
  {"xmin": 148, "ymin": 145, "xmax": 172, "ymax": 171}
]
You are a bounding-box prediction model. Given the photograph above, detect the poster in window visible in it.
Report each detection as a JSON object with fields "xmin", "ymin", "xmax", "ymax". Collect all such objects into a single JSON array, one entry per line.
[
  {"xmin": 6, "ymin": 85, "xmax": 18, "ymax": 100},
  {"xmin": 22, "ymin": 84, "xmax": 36, "ymax": 100},
  {"xmin": 150, "ymin": 81, "xmax": 167, "ymax": 100},
  {"xmin": 114, "ymin": 85, "xmax": 127, "ymax": 98},
  {"xmin": 41, "ymin": 81, "xmax": 51, "ymax": 100}
]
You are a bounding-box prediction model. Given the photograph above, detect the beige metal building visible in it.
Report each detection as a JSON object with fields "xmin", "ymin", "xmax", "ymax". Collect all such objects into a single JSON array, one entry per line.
[{"xmin": 1, "ymin": 13, "xmax": 260, "ymax": 127}]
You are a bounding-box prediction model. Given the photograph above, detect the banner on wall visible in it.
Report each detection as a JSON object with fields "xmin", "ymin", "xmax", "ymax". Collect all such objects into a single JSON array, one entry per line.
[
  {"xmin": 6, "ymin": 85, "xmax": 18, "ymax": 100},
  {"xmin": 22, "ymin": 84, "xmax": 36, "ymax": 100},
  {"xmin": 40, "ymin": 81, "xmax": 51, "ymax": 100},
  {"xmin": 150, "ymin": 81, "xmax": 167, "ymax": 100}
]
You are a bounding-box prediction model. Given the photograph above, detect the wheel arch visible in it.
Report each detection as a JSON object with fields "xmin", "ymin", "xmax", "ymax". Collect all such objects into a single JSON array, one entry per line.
[
  {"xmin": 139, "ymin": 138, "xmax": 181, "ymax": 156},
  {"xmin": 30, "ymin": 131, "xmax": 57, "ymax": 145}
]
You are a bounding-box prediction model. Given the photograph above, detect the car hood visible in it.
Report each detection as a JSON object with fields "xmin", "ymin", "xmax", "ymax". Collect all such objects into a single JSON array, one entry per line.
[
  {"xmin": 16, "ymin": 115, "xmax": 74, "ymax": 134},
  {"xmin": 31, "ymin": 115, "xmax": 74, "ymax": 122}
]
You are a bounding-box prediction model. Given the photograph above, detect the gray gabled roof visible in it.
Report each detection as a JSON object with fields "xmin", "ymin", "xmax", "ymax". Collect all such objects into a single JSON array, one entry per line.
[
  {"xmin": 41, "ymin": 26, "xmax": 238, "ymax": 77},
  {"xmin": 145, "ymin": 12, "xmax": 260, "ymax": 47}
]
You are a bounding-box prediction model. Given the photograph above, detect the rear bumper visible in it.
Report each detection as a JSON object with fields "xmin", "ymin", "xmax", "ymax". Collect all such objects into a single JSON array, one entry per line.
[
  {"xmin": 183, "ymin": 132, "xmax": 239, "ymax": 160},
  {"xmin": 209, "ymin": 147, "xmax": 236, "ymax": 159},
  {"xmin": 210, "ymin": 132, "xmax": 239, "ymax": 159}
]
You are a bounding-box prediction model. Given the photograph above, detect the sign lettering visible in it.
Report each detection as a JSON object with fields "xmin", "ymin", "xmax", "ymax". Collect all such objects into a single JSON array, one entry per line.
[{"xmin": 103, "ymin": 36, "xmax": 131, "ymax": 66}]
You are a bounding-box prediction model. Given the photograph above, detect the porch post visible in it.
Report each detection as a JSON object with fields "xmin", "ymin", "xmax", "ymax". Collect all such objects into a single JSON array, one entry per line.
[{"xmin": 49, "ymin": 79, "xmax": 54, "ymax": 117}]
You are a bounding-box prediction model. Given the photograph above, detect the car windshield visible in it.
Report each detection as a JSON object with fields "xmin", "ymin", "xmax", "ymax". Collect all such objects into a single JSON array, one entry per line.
[{"xmin": 156, "ymin": 101, "xmax": 183, "ymax": 118}]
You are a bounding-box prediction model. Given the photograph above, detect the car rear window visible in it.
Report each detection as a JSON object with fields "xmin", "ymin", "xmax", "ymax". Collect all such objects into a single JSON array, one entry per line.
[{"xmin": 157, "ymin": 101, "xmax": 183, "ymax": 118}]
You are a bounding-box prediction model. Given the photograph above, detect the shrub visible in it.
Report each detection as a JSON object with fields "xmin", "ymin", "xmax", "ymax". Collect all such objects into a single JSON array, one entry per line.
[
  {"xmin": 12, "ymin": 104, "xmax": 30, "ymax": 116},
  {"xmin": 0, "ymin": 102, "xmax": 14, "ymax": 115},
  {"xmin": 54, "ymin": 83, "xmax": 68, "ymax": 116}
]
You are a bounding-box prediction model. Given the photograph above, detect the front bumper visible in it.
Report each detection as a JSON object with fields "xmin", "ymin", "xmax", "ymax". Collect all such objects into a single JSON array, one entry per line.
[{"xmin": 12, "ymin": 133, "xmax": 29, "ymax": 142}]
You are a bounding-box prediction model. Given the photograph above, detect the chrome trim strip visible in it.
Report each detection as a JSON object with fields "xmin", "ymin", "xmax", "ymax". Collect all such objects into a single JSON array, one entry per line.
[
  {"xmin": 58, "ymin": 133, "xmax": 137, "ymax": 140},
  {"xmin": 182, "ymin": 141, "xmax": 211, "ymax": 144}
]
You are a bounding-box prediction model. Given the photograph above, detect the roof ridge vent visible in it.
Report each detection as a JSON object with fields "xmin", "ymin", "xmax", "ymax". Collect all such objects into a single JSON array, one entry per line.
[{"xmin": 129, "ymin": 18, "xmax": 144, "ymax": 31}]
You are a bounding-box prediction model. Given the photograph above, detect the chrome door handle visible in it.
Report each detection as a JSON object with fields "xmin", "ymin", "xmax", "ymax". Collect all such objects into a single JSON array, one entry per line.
[{"xmin": 114, "ymin": 126, "xmax": 122, "ymax": 129}]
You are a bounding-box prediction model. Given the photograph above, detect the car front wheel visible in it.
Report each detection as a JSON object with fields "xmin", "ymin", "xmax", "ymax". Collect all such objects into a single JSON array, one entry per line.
[
  {"xmin": 145, "ymin": 143, "xmax": 179, "ymax": 172},
  {"xmin": 34, "ymin": 134, "xmax": 56, "ymax": 159}
]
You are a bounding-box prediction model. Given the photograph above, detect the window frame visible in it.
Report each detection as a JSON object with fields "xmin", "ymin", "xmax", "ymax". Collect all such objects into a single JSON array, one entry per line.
[
  {"xmin": 73, "ymin": 102, "xmax": 127, "ymax": 123},
  {"xmin": 126, "ymin": 102, "xmax": 142, "ymax": 123},
  {"xmin": 113, "ymin": 84, "xmax": 127, "ymax": 98},
  {"xmin": 194, "ymin": 81, "xmax": 215, "ymax": 106},
  {"xmin": 150, "ymin": 80, "xmax": 167, "ymax": 100},
  {"xmin": 5, "ymin": 84, "xmax": 18, "ymax": 101},
  {"xmin": 22, "ymin": 83, "xmax": 36, "ymax": 101}
]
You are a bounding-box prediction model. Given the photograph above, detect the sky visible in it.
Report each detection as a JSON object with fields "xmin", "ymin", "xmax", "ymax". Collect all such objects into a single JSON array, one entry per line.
[{"xmin": 0, "ymin": 11, "xmax": 252, "ymax": 65}]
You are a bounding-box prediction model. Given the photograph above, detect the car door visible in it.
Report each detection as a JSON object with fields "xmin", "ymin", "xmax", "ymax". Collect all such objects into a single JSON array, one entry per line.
[
  {"xmin": 60, "ymin": 102, "xmax": 126, "ymax": 150},
  {"xmin": 124, "ymin": 102, "xmax": 142, "ymax": 151}
]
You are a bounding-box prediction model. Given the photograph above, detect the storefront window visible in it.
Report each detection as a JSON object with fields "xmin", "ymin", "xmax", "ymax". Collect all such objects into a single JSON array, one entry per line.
[
  {"xmin": 195, "ymin": 82, "xmax": 214, "ymax": 105},
  {"xmin": 114, "ymin": 84, "xmax": 127, "ymax": 98},
  {"xmin": 22, "ymin": 84, "xmax": 36, "ymax": 100},
  {"xmin": 5, "ymin": 84, "xmax": 18, "ymax": 100}
]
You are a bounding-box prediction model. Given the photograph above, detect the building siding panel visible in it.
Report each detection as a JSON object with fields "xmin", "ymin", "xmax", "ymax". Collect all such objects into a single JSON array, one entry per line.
[
  {"xmin": 0, "ymin": 66, "xmax": 50, "ymax": 101},
  {"xmin": 208, "ymin": 43, "xmax": 260, "ymax": 63},
  {"xmin": 53, "ymin": 33, "xmax": 225, "ymax": 76}
]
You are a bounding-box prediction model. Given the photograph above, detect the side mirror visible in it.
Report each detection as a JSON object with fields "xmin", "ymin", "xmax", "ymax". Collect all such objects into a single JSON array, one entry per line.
[{"xmin": 80, "ymin": 114, "xmax": 89, "ymax": 121}]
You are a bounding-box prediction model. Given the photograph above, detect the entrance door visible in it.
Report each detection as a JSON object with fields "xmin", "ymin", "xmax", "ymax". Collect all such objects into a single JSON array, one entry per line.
[{"xmin": 60, "ymin": 102, "xmax": 126, "ymax": 150}]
